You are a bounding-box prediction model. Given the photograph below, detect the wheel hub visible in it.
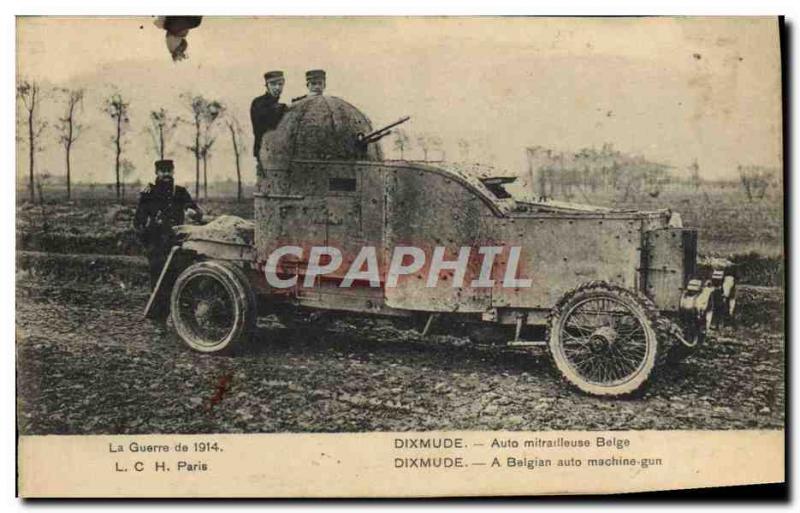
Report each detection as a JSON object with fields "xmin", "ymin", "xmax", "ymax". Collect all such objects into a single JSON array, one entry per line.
[
  {"xmin": 589, "ymin": 325, "xmax": 618, "ymax": 348},
  {"xmin": 195, "ymin": 301, "xmax": 211, "ymax": 321}
]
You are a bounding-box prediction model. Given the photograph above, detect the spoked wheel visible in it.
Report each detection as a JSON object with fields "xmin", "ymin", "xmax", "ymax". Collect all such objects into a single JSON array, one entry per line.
[
  {"xmin": 549, "ymin": 283, "xmax": 660, "ymax": 397},
  {"xmin": 170, "ymin": 261, "xmax": 256, "ymax": 354}
]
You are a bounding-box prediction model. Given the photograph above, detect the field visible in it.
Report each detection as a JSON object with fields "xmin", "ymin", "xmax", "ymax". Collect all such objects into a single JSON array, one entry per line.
[
  {"xmin": 15, "ymin": 184, "xmax": 785, "ymax": 434},
  {"xmin": 598, "ymin": 187, "xmax": 784, "ymax": 259}
]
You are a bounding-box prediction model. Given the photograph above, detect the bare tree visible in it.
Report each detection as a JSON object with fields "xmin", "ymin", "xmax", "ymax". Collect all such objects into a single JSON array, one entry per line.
[
  {"xmin": 226, "ymin": 117, "xmax": 246, "ymax": 202},
  {"xmin": 429, "ymin": 135, "xmax": 444, "ymax": 161},
  {"xmin": 147, "ymin": 107, "xmax": 180, "ymax": 160},
  {"xmin": 202, "ymin": 102, "xmax": 224, "ymax": 200},
  {"xmin": 16, "ymin": 80, "xmax": 48, "ymax": 203},
  {"xmin": 55, "ymin": 88, "xmax": 84, "ymax": 200},
  {"xmin": 414, "ymin": 134, "xmax": 444, "ymax": 161},
  {"xmin": 184, "ymin": 94, "xmax": 224, "ymax": 198},
  {"xmin": 689, "ymin": 158, "xmax": 702, "ymax": 190},
  {"xmin": 103, "ymin": 93, "xmax": 130, "ymax": 201},
  {"xmin": 617, "ymin": 173, "xmax": 638, "ymax": 203},
  {"xmin": 199, "ymin": 140, "xmax": 215, "ymax": 200},
  {"xmin": 417, "ymin": 135, "xmax": 430, "ymax": 161},
  {"xmin": 185, "ymin": 95, "xmax": 204, "ymax": 197},
  {"xmin": 393, "ymin": 129, "xmax": 410, "ymax": 160},
  {"xmin": 120, "ymin": 159, "xmax": 135, "ymax": 201}
]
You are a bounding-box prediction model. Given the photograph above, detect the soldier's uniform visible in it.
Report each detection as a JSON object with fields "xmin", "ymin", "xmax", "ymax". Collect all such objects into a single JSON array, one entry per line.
[
  {"xmin": 134, "ymin": 160, "xmax": 200, "ymax": 290},
  {"xmin": 250, "ymin": 70, "xmax": 288, "ymax": 158}
]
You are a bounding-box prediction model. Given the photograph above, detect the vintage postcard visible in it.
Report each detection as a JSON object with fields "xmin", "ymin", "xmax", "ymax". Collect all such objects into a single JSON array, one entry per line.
[{"xmin": 15, "ymin": 16, "xmax": 784, "ymax": 497}]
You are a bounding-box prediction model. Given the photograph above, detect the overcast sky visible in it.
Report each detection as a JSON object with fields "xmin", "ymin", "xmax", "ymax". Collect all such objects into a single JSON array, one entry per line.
[{"xmin": 16, "ymin": 16, "xmax": 782, "ymax": 186}]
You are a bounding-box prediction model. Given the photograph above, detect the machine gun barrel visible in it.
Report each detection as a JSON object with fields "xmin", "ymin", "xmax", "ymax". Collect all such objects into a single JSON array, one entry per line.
[{"xmin": 356, "ymin": 116, "xmax": 411, "ymax": 145}]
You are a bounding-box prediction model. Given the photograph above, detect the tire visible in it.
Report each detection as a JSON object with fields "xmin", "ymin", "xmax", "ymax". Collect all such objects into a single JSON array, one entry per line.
[
  {"xmin": 170, "ymin": 260, "xmax": 256, "ymax": 354},
  {"xmin": 548, "ymin": 282, "xmax": 661, "ymax": 397}
]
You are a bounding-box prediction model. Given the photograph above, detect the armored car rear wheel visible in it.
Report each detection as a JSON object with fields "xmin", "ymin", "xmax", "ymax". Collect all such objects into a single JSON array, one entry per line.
[
  {"xmin": 170, "ymin": 260, "xmax": 256, "ymax": 354},
  {"xmin": 549, "ymin": 283, "xmax": 660, "ymax": 397}
]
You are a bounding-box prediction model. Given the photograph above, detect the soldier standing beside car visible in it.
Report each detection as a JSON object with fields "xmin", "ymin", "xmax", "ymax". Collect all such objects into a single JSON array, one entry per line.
[
  {"xmin": 134, "ymin": 159, "xmax": 203, "ymax": 292},
  {"xmin": 250, "ymin": 70, "xmax": 288, "ymax": 169}
]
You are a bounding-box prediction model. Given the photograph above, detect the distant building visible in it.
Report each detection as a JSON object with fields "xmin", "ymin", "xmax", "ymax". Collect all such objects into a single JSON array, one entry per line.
[{"xmin": 525, "ymin": 144, "xmax": 672, "ymax": 201}]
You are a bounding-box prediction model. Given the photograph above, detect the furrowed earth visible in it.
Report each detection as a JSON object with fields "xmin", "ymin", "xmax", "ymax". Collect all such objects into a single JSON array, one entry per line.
[{"xmin": 16, "ymin": 252, "xmax": 784, "ymax": 434}]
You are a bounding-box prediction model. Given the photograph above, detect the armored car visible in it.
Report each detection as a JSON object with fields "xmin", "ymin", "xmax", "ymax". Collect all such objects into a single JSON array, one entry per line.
[{"xmin": 146, "ymin": 95, "xmax": 736, "ymax": 397}]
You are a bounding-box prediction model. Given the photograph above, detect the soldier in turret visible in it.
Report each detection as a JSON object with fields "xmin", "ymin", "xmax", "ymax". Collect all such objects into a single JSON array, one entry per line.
[
  {"xmin": 134, "ymin": 159, "xmax": 203, "ymax": 291},
  {"xmin": 292, "ymin": 69, "xmax": 326, "ymax": 103},
  {"xmin": 250, "ymin": 70, "xmax": 288, "ymax": 161}
]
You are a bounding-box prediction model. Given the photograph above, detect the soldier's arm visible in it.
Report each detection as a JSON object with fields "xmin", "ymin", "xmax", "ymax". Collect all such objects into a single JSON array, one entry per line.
[
  {"xmin": 181, "ymin": 188, "xmax": 203, "ymax": 221},
  {"xmin": 249, "ymin": 97, "xmax": 259, "ymax": 132},
  {"xmin": 250, "ymin": 98, "xmax": 262, "ymax": 156},
  {"xmin": 189, "ymin": 204, "xmax": 203, "ymax": 222},
  {"xmin": 133, "ymin": 190, "xmax": 152, "ymax": 232},
  {"xmin": 276, "ymin": 103, "xmax": 288, "ymax": 124}
]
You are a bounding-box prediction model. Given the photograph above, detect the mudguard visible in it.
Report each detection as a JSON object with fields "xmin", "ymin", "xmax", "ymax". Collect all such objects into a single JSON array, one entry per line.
[{"xmin": 143, "ymin": 216, "xmax": 257, "ymax": 319}]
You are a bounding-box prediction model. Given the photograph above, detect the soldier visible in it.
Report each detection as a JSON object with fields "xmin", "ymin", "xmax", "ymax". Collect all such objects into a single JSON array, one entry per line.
[
  {"xmin": 134, "ymin": 159, "xmax": 203, "ymax": 291},
  {"xmin": 250, "ymin": 70, "xmax": 288, "ymax": 161},
  {"xmin": 292, "ymin": 69, "xmax": 326, "ymax": 103}
]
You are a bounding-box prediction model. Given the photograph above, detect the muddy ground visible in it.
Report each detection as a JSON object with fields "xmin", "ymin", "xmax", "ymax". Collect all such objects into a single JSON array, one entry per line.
[{"xmin": 16, "ymin": 254, "xmax": 784, "ymax": 435}]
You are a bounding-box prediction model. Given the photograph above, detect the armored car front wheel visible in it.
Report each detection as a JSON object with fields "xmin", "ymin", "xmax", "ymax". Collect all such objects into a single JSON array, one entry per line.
[
  {"xmin": 548, "ymin": 283, "xmax": 660, "ymax": 397},
  {"xmin": 170, "ymin": 260, "xmax": 256, "ymax": 354}
]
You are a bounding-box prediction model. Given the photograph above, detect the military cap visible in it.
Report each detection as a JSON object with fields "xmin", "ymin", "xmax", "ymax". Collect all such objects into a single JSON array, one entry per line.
[
  {"xmin": 154, "ymin": 159, "xmax": 174, "ymax": 173},
  {"xmin": 306, "ymin": 69, "xmax": 326, "ymax": 81},
  {"xmin": 264, "ymin": 70, "xmax": 285, "ymax": 82}
]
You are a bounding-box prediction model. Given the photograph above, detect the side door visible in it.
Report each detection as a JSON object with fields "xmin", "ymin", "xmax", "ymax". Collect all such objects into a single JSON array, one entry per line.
[
  {"xmin": 255, "ymin": 162, "xmax": 327, "ymax": 298},
  {"xmin": 382, "ymin": 166, "xmax": 492, "ymax": 312},
  {"xmin": 324, "ymin": 162, "xmax": 364, "ymax": 257}
]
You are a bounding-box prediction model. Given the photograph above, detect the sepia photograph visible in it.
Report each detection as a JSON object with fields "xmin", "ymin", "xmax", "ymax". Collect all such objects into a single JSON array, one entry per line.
[{"xmin": 14, "ymin": 15, "xmax": 785, "ymax": 496}]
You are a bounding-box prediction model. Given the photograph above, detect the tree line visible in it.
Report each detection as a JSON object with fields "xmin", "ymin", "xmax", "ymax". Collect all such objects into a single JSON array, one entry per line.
[
  {"xmin": 391, "ymin": 129, "xmax": 449, "ymax": 161},
  {"xmin": 523, "ymin": 143, "xmax": 779, "ymax": 203},
  {"xmin": 16, "ymin": 79, "xmax": 248, "ymax": 204},
  {"xmin": 523, "ymin": 144, "xmax": 677, "ymax": 202},
  {"xmin": 18, "ymin": 78, "xmax": 779, "ymax": 206}
]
